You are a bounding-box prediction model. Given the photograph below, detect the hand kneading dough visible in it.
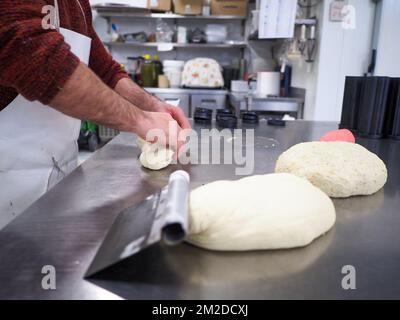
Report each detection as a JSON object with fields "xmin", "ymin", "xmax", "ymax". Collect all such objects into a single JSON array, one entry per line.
[
  {"xmin": 188, "ymin": 173, "xmax": 335, "ymax": 251},
  {"xmin": 138, "ymin": 138, "xmax": 174, "ymax": 170},
  {"xmin": 275, "ymin": 141, "xmax": 387, "ymax": 198}
]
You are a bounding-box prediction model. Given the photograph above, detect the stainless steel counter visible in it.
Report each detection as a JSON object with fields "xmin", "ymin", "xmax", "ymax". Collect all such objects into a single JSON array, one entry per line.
[
  {"xmin": 229, "ymin": 92, "xmax": 304, "ymax": 118},
  {"xmin": 144, "ymin": 88, "xmax": 228, "ymax": 95},
  {"xmin": 0, "ymin": 121, "xmax": 399, "ymax": 299}
]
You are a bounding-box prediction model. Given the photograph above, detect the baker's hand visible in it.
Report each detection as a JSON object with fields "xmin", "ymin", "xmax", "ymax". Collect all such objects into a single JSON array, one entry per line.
[
  {"xmin": 153, "ymin": 100, "xmax": 191, "ymax": 130},
  {"xmin": 135, "ymin": 110, "xmax": 185, "ymax": 157}
]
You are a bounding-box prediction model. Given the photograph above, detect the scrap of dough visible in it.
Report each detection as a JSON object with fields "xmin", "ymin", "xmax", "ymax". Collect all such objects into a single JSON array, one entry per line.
[
  {"xmin": 188, "ymin": 173, "xmax": 336, "ymax": 251},
  {"xmin": 138, "ymin": 138, "xmax": 174, "ymax": 170},
  {"xmin": 275, "ymin": 141, "xmax": 387, "ymax": 198}
]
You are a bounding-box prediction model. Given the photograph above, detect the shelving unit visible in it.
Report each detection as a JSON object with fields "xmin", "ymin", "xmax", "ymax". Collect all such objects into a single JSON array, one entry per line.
[
  {"xmin": 93, "ymin": 5, "xmax": 316, "ymax": 23},
  {"xmin": 92, "ymin": 5, "xmax": 307, "ymax": 118},
  {"xmin": 96, "ymin": 11, "xmax": 246, "ymax": 20},
  {"xmin": 94, "ymin": 5, "xmax": 317, "ymax": 53},
  {"xmin": 94, "ymin": 4, "xmax": 248, "ymax": 59},
  {"xmin": 103, "ymin": 41, "xmax": 247, "ymax": 49}
]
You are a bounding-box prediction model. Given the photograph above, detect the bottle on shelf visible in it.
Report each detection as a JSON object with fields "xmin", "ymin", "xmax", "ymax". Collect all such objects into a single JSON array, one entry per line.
[
  {"xmin": 141, "ymin": 54, "xmax": 156, "ymax": 87},
  {"xmin": 152, "ymin": 55, "xmax": 163, "ymax": 87},
  {"xmin": 202, "ymin": 0, "xmax": 211, "ymax": 16}
]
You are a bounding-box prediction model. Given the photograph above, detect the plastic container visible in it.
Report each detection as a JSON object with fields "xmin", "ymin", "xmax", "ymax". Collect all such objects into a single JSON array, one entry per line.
[
  {"xmin": 177, "ymin": 26, "xmax": 188, "ymax": 44},
  {"xmin": 231, "ymin": 80, "xmax": 249, "ymax": 92},
  {"xmin": 205, "ymin": 24, "xmax": 227, "ymax": 43},
  {"xmin": 339, "ymin": 76, "xmax": 365, "ymax": 132},
  {"xmin": 357, "ymin": 77, "xmax": 390, "ymax": 139},
  {"xmin": 163, "ymin": 60, "xmax": 185, "ymax": 88}
]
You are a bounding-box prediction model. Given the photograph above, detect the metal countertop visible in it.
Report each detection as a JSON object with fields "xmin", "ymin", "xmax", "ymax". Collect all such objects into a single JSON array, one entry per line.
[
  {"xmin": 0, "ymin": 121, "xmax": 399, "ymax": 299},
  {"xmin": 144, "ymin": 88, "xmax": 228, "ymax": 95}
]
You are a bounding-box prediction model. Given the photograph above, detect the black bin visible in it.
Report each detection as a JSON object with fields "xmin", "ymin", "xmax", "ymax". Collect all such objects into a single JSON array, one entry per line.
[
  {"xmin": 357, "ymin": 76, "xmax": 390, "ymax": 139},
  {"xmin": 339, "ymin": 76, "xmax": 365, "ymax": 132},
  {"xmin": 386, "ymin": 78, "xmax": 400, "ymax": 140}
]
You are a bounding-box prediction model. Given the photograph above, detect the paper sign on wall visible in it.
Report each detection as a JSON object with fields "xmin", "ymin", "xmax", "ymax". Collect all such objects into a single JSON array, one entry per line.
[{"xmin": 259, "ymin": 0, "xmax": 297, "ymax": 39}]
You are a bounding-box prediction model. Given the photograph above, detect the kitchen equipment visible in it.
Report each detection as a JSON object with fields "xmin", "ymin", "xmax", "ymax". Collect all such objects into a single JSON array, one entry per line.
[
  {"xmin": 305, "ymin": 26, "xmax": 317, "ymax": 63},
  {"xmin": 182, "ymin": 58, "xmax": 224, "ymax": 88},
  {"xmin": 205, "ymin": 24, "xmax": 227, "ymax": 43},
  {"xmin": 231, "ymin": 80, "xmax": 249, "ymax": 92},
  {"xmin": 278, "ymin": 64, "xmax": 292, "ymax": 97},
  {"xmin": 250, "ymin": 10, "xmax": 260, "ymax": 35},
  {"xmin": 191, "ymin": 94, "xmax": 226, "ymax": 114},
  {"xmin": 238, "ymin": 58, "xmax": 247, "ymax": 80},
  {"xmin": 189, "ymin": 28, "xmax": 207, "ymax": 43},
  {"xmin": 242, "ymin": 111, "xmax": 259, "ymax": 124},
  {"xmin": 3, "ymin": 122, "xmax": 400, "ymax": 300},
  {"xmin": 123, "ymin": 31, "xmax": 147, "ymax": 43},
  {"xmin": 194, "ymin": 107, "xmax": 213, "ymax": 124},
  {"xmin": 256, "ymin": 72, "xmax": 280, "ymax": 97},
  {"xmin": 357, "ymin": 77, "xmax": 390, "ymax": 139},
  {"xmin": 216, "ymin": 108, "xmax": 233, "ymax": 117},
  {"xmin": 340, "ymin": 76, "xmax": 400, "ymax": 139},
  {"xmin": 151, "ymin": 90, "xmax": 191, "ymax": 116},
  {"xmin": 85, "ymin": 170, "xmax": 190, "ymax": 277},
  {"xmin": 223, "ymin": 66, "xmax": 239, "ymax": 90},
  {"xmin": 268, "ymin": 119, "xmax": 286, "ymax": 126},
  {"xmin": 158, "ymin": 75, "xmax": 170, "ymax": 88},
  {"xmin": 177, "ymin": 26, "xmax": 188, "ymax": 44},
  {"xmin": 163, "ymin": 60, "xmax": 185, "ymax": 88},
  {"xmin": 156, "ymin": 18, "xmax": 174, "ymax": 43},
  {"xmin": 339, "ymin": 76, "xmax": 365, "ymax": 133},
  {"xmin": 386, "ymin": 78, "xmax": 400, "ymax": 140},
  {"xmin": 216, "ymin": 113, "xmax": 238, "ymax": 128}
]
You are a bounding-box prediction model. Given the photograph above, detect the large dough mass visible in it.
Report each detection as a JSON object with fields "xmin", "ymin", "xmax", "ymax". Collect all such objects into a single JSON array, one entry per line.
[
  {"xmin": 188, "ymin": 173, "xmax": 336, "ymax": 251},
  {"xmin": 275, "ymin": 141, "xmax": 387, "ymax": 198},
  {"xmin": 138, "ymin": 138, "xmax": 174, "ymax": 170}
]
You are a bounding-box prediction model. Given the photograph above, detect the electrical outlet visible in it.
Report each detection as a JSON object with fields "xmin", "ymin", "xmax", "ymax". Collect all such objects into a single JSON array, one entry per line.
[{"xmin": 330, "ymin": 0, "xmax": 346, "ymax": 22}]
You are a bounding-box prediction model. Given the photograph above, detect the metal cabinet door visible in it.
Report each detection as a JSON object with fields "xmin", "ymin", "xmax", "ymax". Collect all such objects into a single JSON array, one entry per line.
[
  {"xmin": 153, "ymin": 93, "xmax": 190, "ymax": 117},
  {"xmin": 190, "ymin": 94, "xmax": 227, "ymax": 117}
]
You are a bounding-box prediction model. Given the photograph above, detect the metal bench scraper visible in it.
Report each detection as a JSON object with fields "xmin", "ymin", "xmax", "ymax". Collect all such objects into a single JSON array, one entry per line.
[{"xmin": 85, "ymin": 170, "xmax": 190, "ymax": 277}]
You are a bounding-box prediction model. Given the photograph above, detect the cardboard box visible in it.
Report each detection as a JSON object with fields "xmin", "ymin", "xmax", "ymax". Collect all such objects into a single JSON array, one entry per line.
[
  {"xmin": 211, "ymin": 0, "xmax": 248, "ymax": 16},
  {"xmin": 148, "ymin": 0, "xmax": 172, "ymax": 12},
  {"xmin": 173, "ymin": 0, "xmax": 203, "ymax": 15}
]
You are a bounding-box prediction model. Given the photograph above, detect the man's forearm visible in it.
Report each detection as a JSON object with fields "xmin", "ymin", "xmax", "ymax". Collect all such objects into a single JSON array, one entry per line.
[
  {"xmin": 50, "ymin": 63, "xmax": 145, "ymax": 132},
  {"xmin": 114, "ymin": 77, "xmax": 163, "ymax": 112},
  {"xmin": 114, "ymin": 76, "xmax": 192, "ymax": 131}
]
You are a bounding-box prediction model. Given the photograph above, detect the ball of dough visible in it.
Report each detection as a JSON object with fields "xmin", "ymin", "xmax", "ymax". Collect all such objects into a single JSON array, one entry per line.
[
  {"xmin": 188, "ymin": 173, "xmax": 336, "ymax": 251},
  {"xmin": 138, "ymin": 138, "xmax": 174, "ymax": 171},
  {"xmin": 275, "ymin": 141, "xmax": 387, "ymax": 198}
]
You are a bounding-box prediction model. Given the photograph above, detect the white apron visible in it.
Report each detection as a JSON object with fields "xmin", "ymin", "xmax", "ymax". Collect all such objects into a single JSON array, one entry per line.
[{"xmin": 0, "ymin": 1, "xmax": 92, "ymax": 229}]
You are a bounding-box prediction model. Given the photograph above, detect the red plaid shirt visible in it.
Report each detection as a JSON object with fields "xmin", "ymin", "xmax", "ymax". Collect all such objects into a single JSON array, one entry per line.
[{"xmin": 0, "ymin": 0, "xmax": 128, "ymax": 111}]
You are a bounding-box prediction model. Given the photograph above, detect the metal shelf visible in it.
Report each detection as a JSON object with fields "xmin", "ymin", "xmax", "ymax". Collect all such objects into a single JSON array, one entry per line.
[
  {"xmin": 93, "ymin": 5, "xmax": 246, "ymax": 20},
  {"xmin": 103, "ymin": 42, "xmax": 247, "ymax": 49},
  {"xmin": 295, "ymin": 19, "xmax": 317, "ymax": 25}
]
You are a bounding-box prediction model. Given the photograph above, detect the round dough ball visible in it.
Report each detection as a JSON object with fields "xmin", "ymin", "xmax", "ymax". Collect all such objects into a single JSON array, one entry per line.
[
  {"xmin": 138, "ymin": 138, "xmax": 174, "ymax": 171},
  {"xmin": 188, "ymin": 173, "xmax": 336, "ymax": 251},
  {"xmin": 275, "ymin": 141, "xmax": 387, "ymax": 198}
]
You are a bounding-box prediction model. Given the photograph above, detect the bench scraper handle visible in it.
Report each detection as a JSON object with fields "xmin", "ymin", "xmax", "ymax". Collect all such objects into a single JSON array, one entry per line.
[{"xmin": 162, "ymin": 170, "xmax": 190, "ymax": 245}]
